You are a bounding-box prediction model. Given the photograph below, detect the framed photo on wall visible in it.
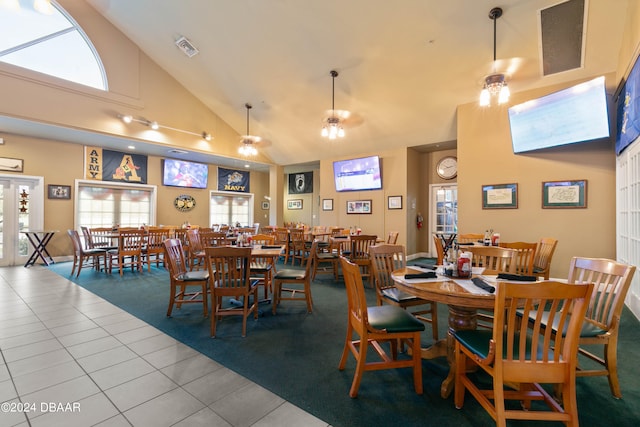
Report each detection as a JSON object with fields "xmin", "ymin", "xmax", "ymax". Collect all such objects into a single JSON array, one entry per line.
[
  {"xmin": 322, "ymin": 199, "xmax": 333, "ymax": 211},
  {"xmin": 482, "ymin": 183, "xmax": 518, "ymax": 209},
  {"xmin": 287, "ymin": 199, "xmax": 303, "ymax": 210},
  {"xmin": 48, "ymin": 184, "xmax": 71, "ymax": 200},
  {"xmin": 347, "ymin": 200, "xmax": 372, "ymax": 214},
  {"xmin": 387, "ymin": 195, "xmax": 402, "ymax": 210},
  {"xmin": 542, "ymin": 180, "xmax": 587, "ymax": 208},
  {"xmin": 288, "ymin": 172, "xmax": 313, "ymax": 194}
]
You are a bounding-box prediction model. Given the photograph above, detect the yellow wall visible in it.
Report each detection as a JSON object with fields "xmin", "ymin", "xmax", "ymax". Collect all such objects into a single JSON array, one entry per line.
[
  {"xmin": 457, "ymin": 75, "xmax": 618, "ymax": 279},
  {"xmin": 318, "ymin": 147, "xmax": 408, "ymax": 246}
]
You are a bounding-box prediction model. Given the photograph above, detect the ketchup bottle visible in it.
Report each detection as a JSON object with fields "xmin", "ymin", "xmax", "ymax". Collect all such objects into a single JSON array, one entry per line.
[{"xmin": 457, "ymin": 252, "xmax": 471, "ymax": 278}]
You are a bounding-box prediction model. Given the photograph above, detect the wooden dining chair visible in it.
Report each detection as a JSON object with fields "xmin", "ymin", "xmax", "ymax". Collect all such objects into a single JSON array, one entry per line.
[
  {"xmin": 185, "ymin": 228, "xmax": 206, "ymax": 270},
  {"xmin": 369, "ymin": 244, "xmax": 438, "ymax": 340},
  {"xmin": 457, "ymin": 233, "xmax": 484, "ymax": 244},
  {"xmin": 523, "ymin": 257, "xmax": 636, "ymax": 398},
  {"xmin": 205, "ymin": 246, "xmax": 258, "ymax": 338},
  {"xmin": 348, "ymin": 234, "xmax": 378, "ymax": 286},
  {"xmin": 107, "ymin": 228, "xmax": 144, "ymax": 275},
  {"xmin": 432, "ymin": 235, "xmax": 445, "ymax": 265},
  {"xmin": 533, "ymin": 237, "xmax": 558, "ymax": 279},
  {"xmin": 67, "ymin": 229, "xmax": 107, "ymax": 277},
  {"xmin": 250, "ymin": 233, "xmax": 277, "ymax": 298},
  {"xmin": 89, "ymin": 227, "xmax": 118, "ymax": 250},
  {"xmin": 142, "ymin": 227, "xmax": 170, "ymax": 271},
  {"xmin": 454, "ymin": 280, "xmax": 593, "ymax": 427},
  {"xmin": 499, "ymin": 241, "xmax": 537, "ymax": 275},
  {"xmin": 464, "ymin": 246, "xmax": 518, "ymax": 328},
  {"xmin": 386, "ymin": 231, "xmax": 399, "ymax": 244},
  {"xmin": 289, "ymin": 228, "xmax": 308, "ymax": 266},
  {"xmin": 274, "ymin": 227, "xmax": 290, "ymax": 264},
  {"xmin": 311, "ymin": 238, "xmax": 339, "ymax": 281},
  {"xmin": 339, "ymin": 256, "xmax": 425, "ymax": 398},
  {"xmin": 272, "ymin": 240, "xmax": 318, "ymax": 314},
  {"xmin": 163, "ymin": 238, "xmax": 209, "ymax": 317},
  {"xmin": 464, "ymin": 246, "xmax": 518, "ymax": 275}
]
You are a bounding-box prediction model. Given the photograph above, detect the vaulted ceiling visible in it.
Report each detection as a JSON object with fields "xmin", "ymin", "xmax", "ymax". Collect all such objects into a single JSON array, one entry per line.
[{"xmin": 84, "ymin": 0, "xmax": 627, "ymax": 167}]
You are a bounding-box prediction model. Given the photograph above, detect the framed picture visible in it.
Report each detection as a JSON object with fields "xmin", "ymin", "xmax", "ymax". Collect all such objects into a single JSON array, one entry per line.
[
  {"xmin": 288, "ymin": 172, "xmax": 313, "ymax": 194},
  {"xmin": 347, "ymin": 199, "xmax": 372, "ymax": 214},
  {"xmin": 322, "ymin": 198, "xmax": 333, "ymax": 211},
  {"xmin": 542, "ymin": 180, "xmax": 587, "ymax": 208},
  {"xmin": 261, "ymin": 201, "xmax": 270, "ymax": 210},
  {"xmin": 0, "ymin": 157, "xmax": 23, "ymax": 172},
  {"xmin": 388, "ymin": 195, "xmax": 403, "ymax": 210},
  {"xmin": 287, "ymin": 199, "xmax": 303, "ymax": 210},
  {"xmin": 482, "ymin": 183, "xmax": 518, "ymax": 209},
  {"xmin": 48, "ymin": 184, "xmax": 71, "ymax": 200}
]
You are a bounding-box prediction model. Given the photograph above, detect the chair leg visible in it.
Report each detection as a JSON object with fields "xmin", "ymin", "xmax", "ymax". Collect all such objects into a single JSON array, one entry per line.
[
  {"xmin": 167, "ymin": 283, "xmax": 176, "ymax": 316},
  {"xmin": 605, "ymin": 340, "xmax": 621, "ymax": 398},
  {"xmin": 411, "ymin": 333, "xmax": 423, "ymax": 394},
  {"xmin": 350, "ymin": 339, "xmax": 368, "ymax": 398}
]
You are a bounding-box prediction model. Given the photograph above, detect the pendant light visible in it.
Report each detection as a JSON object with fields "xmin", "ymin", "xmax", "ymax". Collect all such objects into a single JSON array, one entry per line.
[
  {"xmin": 321, "ymin": 70, "xmax": 346, "ymax": 139},
  {"xmin": 479, "ymin": 7, "xmax": 510, "ymax": 107}
]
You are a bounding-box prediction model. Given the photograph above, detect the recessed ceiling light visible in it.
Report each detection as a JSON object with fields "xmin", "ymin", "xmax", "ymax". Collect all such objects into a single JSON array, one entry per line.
[
  {"xmin": 128, "ymin": 145, "xmax": 135, "ymax": 150},
  {"xmin": 244, "ymin": 164, "xmax": 250, "ymax": 168}
]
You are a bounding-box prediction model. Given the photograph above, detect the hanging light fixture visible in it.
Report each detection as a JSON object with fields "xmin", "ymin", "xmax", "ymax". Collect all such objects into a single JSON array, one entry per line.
[
  {"xmin": 480, "ymin": 7, "xmax": 510, "ymax": 107},
  {"xmin": 321, "ymin": 70, "xmax": 346, "ymax": 139},
  {"xmin": 239, "ymin": 103, "xmax": 259, "ymax": 157}
]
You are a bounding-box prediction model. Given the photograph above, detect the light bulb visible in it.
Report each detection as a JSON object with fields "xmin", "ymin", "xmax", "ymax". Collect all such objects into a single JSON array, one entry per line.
[
  {"xmin": 479, "ymin": 87, "xmax": 490, "ymax": 107},
  {"xmin": 498, "ymin": 84, "xmax": 510, "ymax": 104}
]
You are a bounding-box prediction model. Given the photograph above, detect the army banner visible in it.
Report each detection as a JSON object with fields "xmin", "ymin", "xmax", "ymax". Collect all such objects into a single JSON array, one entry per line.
[
  {"xmin": 217, "ymin": 167, "xmax": 249, "ymax": 192},
  {"xmin": 85, "ymin": 147, "xmax": 148, "ymax": 183}
]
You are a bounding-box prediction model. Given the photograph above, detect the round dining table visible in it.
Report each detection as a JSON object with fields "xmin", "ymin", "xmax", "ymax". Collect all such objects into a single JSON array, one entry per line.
[{"xmin": 391, "ymin": 266, "xmax": 497, "ymax": 399}]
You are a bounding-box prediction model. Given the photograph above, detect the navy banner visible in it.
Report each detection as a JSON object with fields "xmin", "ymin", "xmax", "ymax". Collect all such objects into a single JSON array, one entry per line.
[
  {"xmin": 85, "ymin": 147, "xmax": 148, "ymax": 183},
  {"xmin": 218, "ymin": 167, "xmax": 250, "ymax": 192}
]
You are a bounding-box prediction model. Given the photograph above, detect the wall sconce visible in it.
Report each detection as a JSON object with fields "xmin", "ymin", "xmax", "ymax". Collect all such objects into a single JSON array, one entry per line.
[{"xmin": 117, "ymin": 114, "xmax": 212, "ymax": 141}]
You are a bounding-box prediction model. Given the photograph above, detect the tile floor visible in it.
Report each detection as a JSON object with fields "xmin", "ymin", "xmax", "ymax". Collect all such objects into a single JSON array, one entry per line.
[{"xmin": 0, "ymin": 266, "xmax": 329, "ymax": 427}]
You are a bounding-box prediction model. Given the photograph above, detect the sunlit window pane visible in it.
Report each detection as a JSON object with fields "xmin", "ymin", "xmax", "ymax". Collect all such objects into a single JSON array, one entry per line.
[{"xmin": 0, "ymin": 2, "xmax": 107, "ymax": 90}]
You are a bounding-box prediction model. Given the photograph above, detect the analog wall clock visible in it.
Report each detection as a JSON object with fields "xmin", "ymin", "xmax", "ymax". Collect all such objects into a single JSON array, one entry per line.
[
  {"xmin": 436, "ymin": 156, "xmax": 457, "ymax": 180},
  {"xmin": 174, "ymin": 194, "xmax": 196, "ymax": 212}
]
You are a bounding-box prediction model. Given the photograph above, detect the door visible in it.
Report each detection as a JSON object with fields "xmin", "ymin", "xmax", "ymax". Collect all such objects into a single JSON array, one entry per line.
[
  {"xmin": 0, "ymin": 175, "xmax": 44, "ymax": 266},
  {"xmin": 429, "ymin": 184, "xmax": 457, "ymax": 258}
]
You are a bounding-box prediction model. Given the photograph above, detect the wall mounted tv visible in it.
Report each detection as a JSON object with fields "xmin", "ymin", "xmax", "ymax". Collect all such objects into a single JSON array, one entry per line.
[
  {"xmin": 508, "ymin": 76, "xmax": 610, "ymax": 154},
  {"xmin": 333, "ymin": 155, "xmax": 382, "ymax": 192},
  {"xmin": 162, "ymin": 159, "xmax": 208, "ymax": 189}
]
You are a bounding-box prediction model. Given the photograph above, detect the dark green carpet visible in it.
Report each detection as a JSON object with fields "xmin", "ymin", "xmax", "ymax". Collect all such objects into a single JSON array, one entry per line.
[{"xmin": 48, "ymin": 261, "xmax": 640, "ymax": 426}]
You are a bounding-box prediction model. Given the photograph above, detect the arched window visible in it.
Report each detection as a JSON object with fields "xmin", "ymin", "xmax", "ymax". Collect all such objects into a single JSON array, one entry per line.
[{"xmin": 0, "ymin": 1, "xmax": 107, "ymax": 90}]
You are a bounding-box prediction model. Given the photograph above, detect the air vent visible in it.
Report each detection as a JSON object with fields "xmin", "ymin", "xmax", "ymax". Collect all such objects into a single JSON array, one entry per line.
[
  {"xmin": 540, "ymin": 0, "xmax": 585, "ymax": 76},
  {"xmin": 175, "ymin": 36, "xmax": 199, "ymax": 58},
  {"xmin": 168, "ymin": 149, "xmax": 188, "ymax": 155}
]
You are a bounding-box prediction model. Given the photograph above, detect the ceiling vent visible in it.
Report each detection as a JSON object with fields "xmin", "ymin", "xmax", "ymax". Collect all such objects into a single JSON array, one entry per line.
[
  {"xmin": 168, "ymin": 149, "xmax": 188, "ymax": 155},
  {"xmin": 539, "ymin": 0, "xmax": 585, "ymax": 76},
  {"xmin": 175, "ymin": 36, "xmax": 199, "ymax": 58}
]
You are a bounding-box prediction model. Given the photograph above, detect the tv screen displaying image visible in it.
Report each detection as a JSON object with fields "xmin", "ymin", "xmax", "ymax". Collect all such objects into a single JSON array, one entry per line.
[
  {"xmin": 162, "ymin": 159, "xmax": 208, "ymax": 189},
  {"xmin": 508, "ymin": 76, "xmax": 610, "ymax": 154},
  {"xmin": 333, "ymin": 155, "xmax": 382, "ymax": 192}
]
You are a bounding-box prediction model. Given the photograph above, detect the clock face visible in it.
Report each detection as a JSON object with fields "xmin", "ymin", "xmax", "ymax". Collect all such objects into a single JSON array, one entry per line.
[{"xmin": 436, "ymin": 156, "xmax": 457, "ymax": 179}]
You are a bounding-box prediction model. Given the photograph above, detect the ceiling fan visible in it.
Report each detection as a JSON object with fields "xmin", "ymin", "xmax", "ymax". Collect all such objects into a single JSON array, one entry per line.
[
  {"xmin": 321, "ymin": 70, "xmax": 363, "ymax": 139},
  {"xmin": 239, "ymin": 103, "xmax": 270, "ymax": 156}
]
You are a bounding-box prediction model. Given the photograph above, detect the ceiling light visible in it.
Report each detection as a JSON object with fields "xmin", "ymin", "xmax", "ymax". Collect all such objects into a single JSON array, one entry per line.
[
  {"xmin": 239, "ymin": 103, "xmax": 260, "ymax": 157},
  {"xmin": 480, "ymin": 7, "xmax": 510, "ymax": 107},
  {"xmin": 117, "ymin": 113, "xmax": 212, "ymax": 140},
  {"xmin": 321, "ymin": 70, "xmax": 346, "ymax": 139}
]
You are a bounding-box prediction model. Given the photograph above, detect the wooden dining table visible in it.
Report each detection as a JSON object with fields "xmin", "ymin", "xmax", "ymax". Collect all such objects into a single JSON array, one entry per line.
[{"xmin": 391, "ymin": 266, "xmax": 503, "ymax": 399}]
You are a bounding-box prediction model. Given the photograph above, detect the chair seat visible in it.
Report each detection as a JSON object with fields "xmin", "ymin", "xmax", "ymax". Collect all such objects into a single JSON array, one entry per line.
[
  {"xmin": 454, "ymin": 329, "xmax": 555, "ymax": 361},
  {"xmin": 274, "ymin": 269, "xmax": 306, "ymax": 280},
  {"xmin": 519, "ymin": 310, "xmax": 607, "ymax": 338},
  {"xmin": 381, "ymin": 287, "xmax": 422, "ymax": 303},
  {"xmin": 367, "ymin": 305, "xmax": 425, "ymax": 333},
  {"xmin": 176, "ymin": 270, "xmax": 209, "ymax": 281},
  {"xmin": 250, "ymin": 262, "xmax": 272, "ymax": 272},
  {"xmin": 85, "ymin": 248, "xmax": 107, "ymax": 255},
  {"xmin": 317, "ymin": 253, "xmax": 339, "ymax": 261}
]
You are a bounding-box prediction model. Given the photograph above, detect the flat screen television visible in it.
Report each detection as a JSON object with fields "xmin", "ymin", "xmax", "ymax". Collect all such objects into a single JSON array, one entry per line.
[
  {"xmin": 333, "ymin": 155, "xmax": 382, "ymax": 192},
  {"xmin": 162, "ymin": 158, "xmax": 208, "ymax": 189},
  {"xmin": 508, "ymin": 76, "xmax": 610, "ymax": 154}
]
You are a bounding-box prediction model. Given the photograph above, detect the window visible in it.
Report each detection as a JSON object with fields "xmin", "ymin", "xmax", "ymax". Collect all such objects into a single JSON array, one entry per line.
[
  {"xmin": 210, "ymin": 192, "xmax": 253, "ymax": 227},
  {"xmin": 76, "ymin": 181, "xmax": 156, "ymax": 229},
  {"xmin": 0, "ymin": 1, "xmax": 107, "ymax": 90}
]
